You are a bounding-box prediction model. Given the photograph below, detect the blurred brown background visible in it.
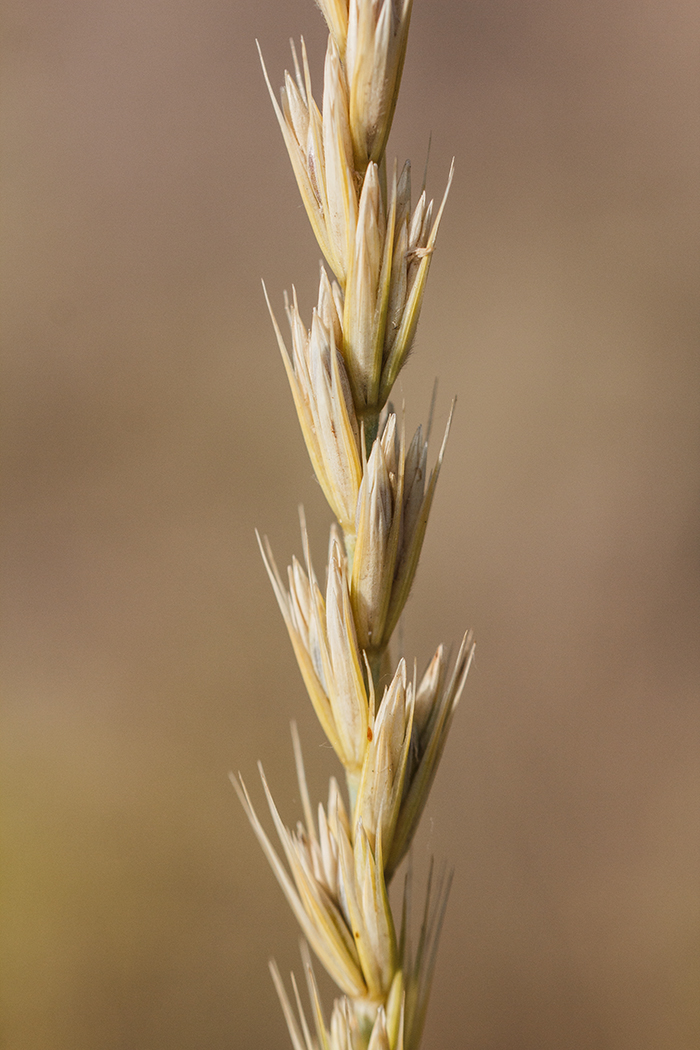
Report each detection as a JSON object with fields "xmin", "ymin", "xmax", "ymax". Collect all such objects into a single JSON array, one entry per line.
[{"xmin": 2, "ymin": 0, "xmax": 699, "ymax": 1047}]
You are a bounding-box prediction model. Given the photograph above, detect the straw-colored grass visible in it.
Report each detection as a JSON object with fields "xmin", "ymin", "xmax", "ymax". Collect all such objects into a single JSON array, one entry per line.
[{"xmin": 233, "ymin": 3, "xmax": 474, "ymax": 1046}]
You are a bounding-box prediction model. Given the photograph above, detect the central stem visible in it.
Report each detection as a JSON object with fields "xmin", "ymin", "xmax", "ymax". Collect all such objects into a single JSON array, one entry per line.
[
  {"xmin": 366, "ymin": 644, "xmax": 386, "ymax": 703},
  {"xmin": 362, "ymin": 409, "xmax": 380, "ymax": 458}
]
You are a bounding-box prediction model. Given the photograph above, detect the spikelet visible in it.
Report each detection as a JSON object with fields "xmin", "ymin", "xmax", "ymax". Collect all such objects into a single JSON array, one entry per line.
[
  {"xmin": 259, "ymin": 31, "xmax": 453, "ymax": 417},
  {"xmin": 236, "ymin": 2, "xmax": 475, "ymax": 1048}
]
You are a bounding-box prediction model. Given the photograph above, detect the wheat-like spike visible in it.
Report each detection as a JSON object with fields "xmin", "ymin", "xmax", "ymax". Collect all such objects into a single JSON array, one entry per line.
[{"xmin": 238, "ymin": 2, "xmax": 474, "ymax": 1047}]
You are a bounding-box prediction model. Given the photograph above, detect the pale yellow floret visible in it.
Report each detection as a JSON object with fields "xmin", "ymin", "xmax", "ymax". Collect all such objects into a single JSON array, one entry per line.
[
  {"xmin": 353, "ymin": 659, "xmax": 414, "ymax": 859},
  {"xmin": 386, "ymin": 631, "xmax": 475, "ymax": 880},
  {"xmin": 257, "ymin": 526, "xmax": 370, "ymax": 773}
]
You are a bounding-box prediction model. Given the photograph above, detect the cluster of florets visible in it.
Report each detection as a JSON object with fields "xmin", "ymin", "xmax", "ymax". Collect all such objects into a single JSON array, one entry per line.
[{"xmin": 236, "ymin": 3, "xmax": 474, "ymax": 1049}]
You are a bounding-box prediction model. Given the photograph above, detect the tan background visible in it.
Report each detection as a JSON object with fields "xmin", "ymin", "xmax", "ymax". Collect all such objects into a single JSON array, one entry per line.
[{"xmin": 2, "ymin": 0, "xmax": 699, "ymax": 1047}]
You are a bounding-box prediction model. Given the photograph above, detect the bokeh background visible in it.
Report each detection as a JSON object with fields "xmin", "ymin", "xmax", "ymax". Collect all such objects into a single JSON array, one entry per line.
[{"xmin": 2, "ymin": 0, "xmax": 699, "ymax": 1047}]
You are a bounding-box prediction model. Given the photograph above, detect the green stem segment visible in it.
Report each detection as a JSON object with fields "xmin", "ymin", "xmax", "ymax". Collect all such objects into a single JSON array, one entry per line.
[
  {"xmin": 366, "ymin": 645, "xmax": 386, "ymax": 702},
  {"xmin": 362, "ymin": 410, "xmax": 380, "ymax": 459}
]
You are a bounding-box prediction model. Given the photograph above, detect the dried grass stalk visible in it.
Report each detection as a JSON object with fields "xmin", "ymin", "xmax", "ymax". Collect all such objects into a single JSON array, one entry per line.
[{"xmin": 235, "ymin": 3, "xmax": 474, "ymax": 1047}]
